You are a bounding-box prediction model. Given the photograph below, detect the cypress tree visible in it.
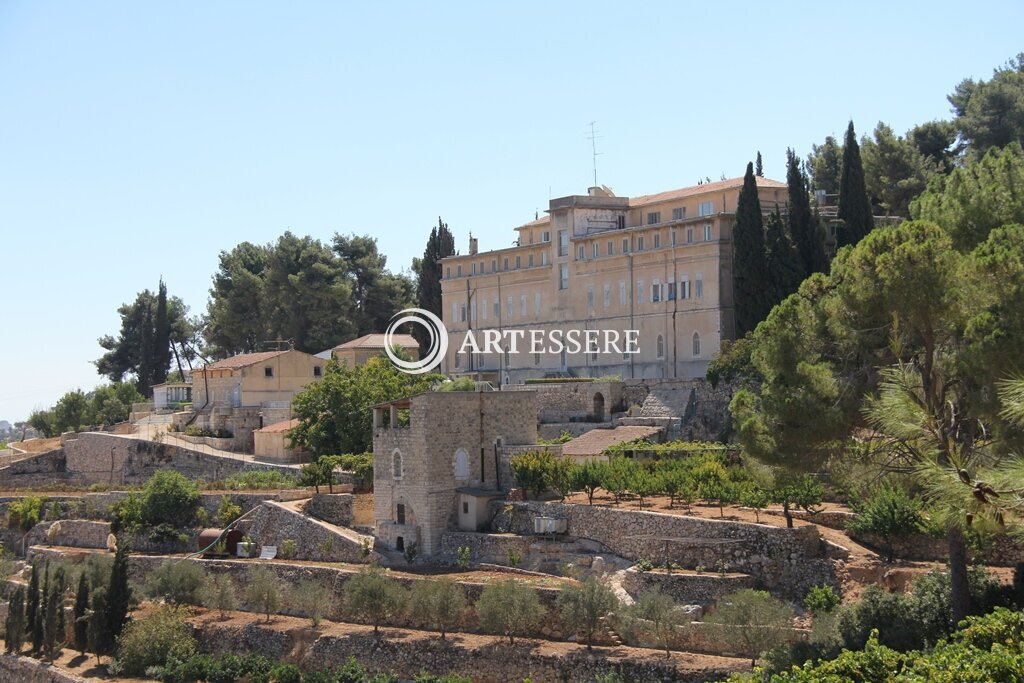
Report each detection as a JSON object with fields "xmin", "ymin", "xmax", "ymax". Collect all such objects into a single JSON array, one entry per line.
[
  {"xmin": 106, "ymin": 542, "xmax": 131, "ymax": 647},
  {"xmin": 755, "ymin": 151, "xmax": 764, "ymax": 177},
  {"xmin": 152, "ymin": 279, "xmax": 171, "ymax": 389},
  {"xmin": 53, "ymin": 565, "xmax": 67, "ymax": 648},
  {"xmin": 26, "ymin": 565, "xmax": 39, "ymax": 651},
  {"xmin": 4, "ymin": 586, "xmax": 25, "ymax": 654},
  {"xmin": 43, "ymin": 573, "xmax": 61, "ymax": 661},
  {"xmin": 413, "ymin": 217, "xmax": 456, "ymax": 355},
  {"xmin": 786, "ymin": 149, "xmax": 828, "ymax": 276},
  {"xmin": 87, "ymin": 587, "xmax": 109, "ymax": 664},
  {"xmin": 764, "ymin": 206, "xmax": 804, "ymax": 308},
  {"xmin": 837, "ymin": 121, "xmax": 875, "ymax": 247},
  {"xmin": 733, "ymin": 162, "xmax": 771, "ymax": 337},
  {"xmin": 73, "ymin": 573, "xmax": 90, "ymax": 655},
  {"xmin": 33, "ymin": 563, "xmax": 48, "ymax": 654}
]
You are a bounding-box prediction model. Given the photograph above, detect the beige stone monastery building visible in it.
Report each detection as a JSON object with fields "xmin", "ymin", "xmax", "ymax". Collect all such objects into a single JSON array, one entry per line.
[{"xmin": 439, "ymin": 177, "xmax": 787, "ymax": 383}]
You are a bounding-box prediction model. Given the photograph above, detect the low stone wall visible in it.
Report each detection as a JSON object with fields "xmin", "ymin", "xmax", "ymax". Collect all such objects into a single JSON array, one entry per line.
[
  {"xmin": 303, "ymin": 493, "xmax": 353, "ymax": 527},
  {"xmin": 60, "ymin": 432, "xmax": 298, "ymax": 486},
  {"xmin": 25, "ymin": 520, "xmax": 110, "ymax": 549},
  {"xmin": 0, "ymin": 449, "xmax": 86, "ymax": 488},
  {"xmin": 621, "ymin": 567, "xmax": 754, "ymax": 606},
  {"xmin": 192, "ymin": 616, "xmax": 745, "ymax": 683},
  {"xmin": 849, "ymin": 529, "xmax": 1024, "ymax": 567},
  {"xmin": 491, "ymin": 501, "xmax": 836, "ymax": 599},
  {"xmin": 438, "ymin": 532, "xmax": 533, "ymax": 565},
  {"xmin": 246, "ymin": 501, "xmax": 372, "ymax": 563},
  {"xmin": 0, "ymin": 653, "xmax": 86, "ymax": 683}
]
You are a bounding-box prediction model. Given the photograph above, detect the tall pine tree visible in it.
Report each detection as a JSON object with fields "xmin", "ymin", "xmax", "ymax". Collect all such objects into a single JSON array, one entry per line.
[
  {"xmin": 733, "ymin": 162, "xmax": 772, "ymax": 337},
  {"xmin": 413, "ymin": 217, "xmax": 455, "ymax": 355},
  {"xmin": 764, "ymin": 206, "xmax": 804, "ymax": 308},
  {"xmin": 837, "ymin": 121, "xmax": 874, "ymax": 247},
  {"xmin": 786, "ymin": 149, "xmax": 827, "ymax": 275}
]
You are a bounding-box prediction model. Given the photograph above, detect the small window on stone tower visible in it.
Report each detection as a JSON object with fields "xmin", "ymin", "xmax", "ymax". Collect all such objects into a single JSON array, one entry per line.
[
  {"xmin": 392, "ymin": 449, "xmax": 403, "ymax": 479},
  {"xmin": 454, "ymin": 448, "xmax": 470, "ymax": 480}
]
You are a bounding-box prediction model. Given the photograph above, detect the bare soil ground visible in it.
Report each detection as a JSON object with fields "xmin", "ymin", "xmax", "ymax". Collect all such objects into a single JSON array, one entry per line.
[{"xmin": 8, "ymin": 436, "xmax": 61, "ymax": 452}]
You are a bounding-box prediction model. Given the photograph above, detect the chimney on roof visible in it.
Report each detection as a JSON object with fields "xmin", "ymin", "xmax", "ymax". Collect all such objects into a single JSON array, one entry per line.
[{"xmin": 468, "ymin": 233, "xmax": 478, "ymax": 255}]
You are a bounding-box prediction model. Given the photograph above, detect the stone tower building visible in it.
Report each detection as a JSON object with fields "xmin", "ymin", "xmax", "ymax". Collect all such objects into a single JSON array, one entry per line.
[{"xmin": 372, "ymin": 390, "xmax": 537, "ymax": 555}]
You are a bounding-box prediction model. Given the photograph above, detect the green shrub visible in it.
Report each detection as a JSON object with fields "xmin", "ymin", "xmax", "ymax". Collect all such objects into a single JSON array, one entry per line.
[
  {"xmin": 279, "ymin": 538, "xmax": 297, "ymax": 559},
  {"xmin": 556, "ymin": 576, "xmax": 620, "ymax": 650},
  {"xmin": 141, "ymin": 471, "xmax": 200, "ymax": 528},
  {"xmin": 144, "ymin": 560, "xmax": 206, "ymax": 605},
  {"xmin": 847, "ymin": 483, "xmax": 923, "ymax": 562},
  {"xmin": 509, "ymin": 450, "xmax": 556, "ymax": 498},
  {"xmin": 113, "ymin": 605, "xmax": 196, "ymax": 676},
  {"xmin": 635, "ymin": 558, "xmax": 654, "ymax": 572},
  {"xmin": 435, "ymin": 377, "xmax": 477, "ymax": 392},
  {"xmin": 407, "ymin": 577, "xmax": 467, "ymax": 638},
  {"xmin": 219, "ymin": 470, "xmax": 301, "ymax": 490},
  {"xmin": 8, "ymin": 496, "xmax": 46, "ymax": 532},
  {"xmin": 344, "ymin": 565, "xmax": 406, "ymax": 634},
  {"xmin": 475, "ymin": 579, "xmax": 544, "ymax": 645},
  {"xmin": 804, "ymin": 585, "xmax": 841, "ymax": 615},
  {"xmin": 215, "ymin": 496, "xmax": 242, "ymax": 526}
]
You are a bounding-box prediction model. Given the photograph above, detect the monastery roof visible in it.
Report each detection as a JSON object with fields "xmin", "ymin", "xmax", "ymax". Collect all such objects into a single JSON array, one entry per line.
[
  {"xmin": 335, "ymin": 333, "xmax": 418, "ymax": 350},
  {"xmin": 198, "ymin": 350, "xmax": 289, "ymax": 371},
  {"xmin": 561, "ymin": 425, "xmax": 664, "ymax": 458},
  {"xmin": 255, "ymin": 418, "xmax": 300, "ymax": 434}
]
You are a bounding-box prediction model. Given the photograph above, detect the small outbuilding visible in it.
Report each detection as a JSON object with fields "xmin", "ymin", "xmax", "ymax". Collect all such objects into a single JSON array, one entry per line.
[{"xmin": 253, "ymin": 418, "xmax": 307, "ymax": 462}]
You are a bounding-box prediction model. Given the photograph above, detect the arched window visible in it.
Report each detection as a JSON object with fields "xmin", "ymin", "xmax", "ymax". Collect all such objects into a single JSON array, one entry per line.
[
  {"xmin": 454, "ymin": 448, "xmax": 470, "ymax": 480},
  {"xmin": 392, "ymin": 449, "xmax": 403, "ymax": 479},
  {"xmin": 656, "ymin": 334, "xmax": 665, "ymax": 359},
  {"xmin": 692, "ymin": 331, "xmax": 701, "ymax": 357}
]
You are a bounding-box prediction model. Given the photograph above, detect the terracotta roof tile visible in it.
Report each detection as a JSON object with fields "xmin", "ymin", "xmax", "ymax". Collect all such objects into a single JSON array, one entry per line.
[
  {"xmin": 199, "ymin": 350, "xmax": 288, "ymax": 371},
  {"xmin": 335, "ymin": 333, "xmax": 419, "ymax": 350}
]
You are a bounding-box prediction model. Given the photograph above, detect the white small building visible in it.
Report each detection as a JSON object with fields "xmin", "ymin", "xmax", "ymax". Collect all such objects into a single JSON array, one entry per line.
[{"xmin": 152, "ymin": 381, "xmax": 192, "ymax": 410}]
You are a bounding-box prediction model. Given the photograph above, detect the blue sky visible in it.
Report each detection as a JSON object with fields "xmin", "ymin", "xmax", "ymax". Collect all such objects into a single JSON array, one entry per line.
[{"xmin": 1, "ymin": 1, "xmax": 1021, "ymax": 423}]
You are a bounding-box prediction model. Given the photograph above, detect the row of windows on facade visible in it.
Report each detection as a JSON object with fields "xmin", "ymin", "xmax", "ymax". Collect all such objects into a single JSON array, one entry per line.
[
  {"xmin": 445, "ymin": 223, "xmax": 715, "ymax": 279},
  {"xmin": 451, "ymin": 275, "xmax": 703, "ymax": 324},
  {"xmin": 452, "ymin": 331, "xmax": 702, "ymax": 369},
  {"xmin": 392, "ymin": 448, "xmax": 470, "ymax": 480},
  {"xmin": 262, "ymin": 365, "xmax": 322, "ymax": 378}
]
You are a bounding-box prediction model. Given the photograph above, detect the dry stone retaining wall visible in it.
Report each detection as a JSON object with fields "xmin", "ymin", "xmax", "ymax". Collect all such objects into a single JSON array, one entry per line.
[
  {"xmin": 492, "ymin": 501, "xmax": 836, "ymax": 599},
  {"xmin": 621, "ymin": 567, "xmax": 755, "ymax": 606},
  {"xmin": 0, "ymin": 654, "xmax": 86, "ymax": 683},
  {"xmin": 246, "ymin": 501, "xmax": 372, "ymax": 563},
  {"xmin": 303, "ymin": 493, "xmax": 353, "ymax": 527}
]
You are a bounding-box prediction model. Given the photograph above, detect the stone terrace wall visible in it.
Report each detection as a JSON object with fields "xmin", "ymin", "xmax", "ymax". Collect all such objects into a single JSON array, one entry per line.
[
  {"xmin": 492, "ymin": 501, "xmax": 836, "ymax": 599},
  {"xmin": 193, "ymin": 617, "xmax": 744, "ymax": 683},
  {"xmin": 61, "ymin": 432, "xmax": 297, "ymax": 485},
  {"xmin": 304, "ymin": 493, "xmax": 353, "ymax": 527},
  {"xmin": 0, "ymin": 449, "xmax": 87, "ymax": 488},
  {"xmin": 246, "ymin": 501, "xmax": 372, "ymax": 563},
  {"xmin": 25, "ymin": 520, "xmax": 110, "ymax": 549},
  {"xmin": 621, "ymin": 567, "xmax": 754, "ymax": 606},
  {"xmin": 438, "ymin": 531, "xmax": 533, "ymax": 565},
  {"xmin": 0, "ymin": 654, "xmax": 86, "ymax": 683}
]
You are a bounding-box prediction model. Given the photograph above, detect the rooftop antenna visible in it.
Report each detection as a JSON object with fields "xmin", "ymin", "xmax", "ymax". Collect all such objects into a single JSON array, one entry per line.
[{"xmin": 587, "ymin": 121, "xmax": 603, "ymax": 188}]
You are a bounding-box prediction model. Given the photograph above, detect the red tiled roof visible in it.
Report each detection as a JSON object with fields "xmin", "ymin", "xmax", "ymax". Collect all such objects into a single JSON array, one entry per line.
[
  {"xmin": 255, "ymin": 418, "xmax": 299, "ymax": 434},
  {"xmin": 561, "ymin": 426, "xmax": 664, "ymax": 458},
  {"xmin": 199, "ymin": 350, "xmax": 288, "ymax": 371},
  {"xmin": 335, "ymin": 333, "xmax": 418, "ymax": 350},
  {"xmin": 629, "ymin": 176, "xmax": 787, "ymax": 208}
]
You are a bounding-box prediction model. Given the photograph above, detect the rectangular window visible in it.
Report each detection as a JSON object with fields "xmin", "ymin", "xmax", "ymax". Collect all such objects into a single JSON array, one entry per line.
[
  {"xmin": 637, "ymin": 235, "xmax": 645, "ymax": 251},
  {"xmin": 535, "ymin": 292, "xmax": 541, "ymax": 315},
  {"xmin": 592, "ymin": 242, "xmax": 599, "ymax": 258},
  {"xmin": 528, "ymin": 253, "xmax": 534, "ymax": 267},
  {"xmin": 587, "ymin": 285, "xmax": 594, "ymax": 308},
  {"xmin": 460, "ymin": 304, "xmax": 467, "ymax": 322},
  {"xmin": 471, "ymin": 263, "xmax": 477, "ymax": 275},
  {"xmin": 503, "ymin": 257, "xmax": 509, "ymax": 271},
  {"xmin": 542, "ymin": 231, "xmax": 550, "ymax": 243},
  {"xmin": 682, "ymin": 278, "xmax": 691, "ymax": 300},
  {"xmin": 577, "ymin": 244, "xmax": 585, "ymax": 260},
  {"xmin": 637, "ymin": 280, "xmax": 645, "ymax": 304},
  {"xmin": 646, "ymin": 211, "xmax": 660, "ymax": 225},
  {"xmin": 457, "ymin": 264, "xmax": 462, "ymax": 277},
  {"xmin": 603, "ymin": 283, "xmax": 611, "ymax": 307},
  {"xmin": 493, "ymin": 297, "xmax": 500, "ymax": 319},
  {"xmin": 446, "ymin": 266, "xmax": 451, "ymax": 278},
  {"xmin": 617, "ymin": 215, "xmax": 626, "ymax": 230},
  {"xmin": 515, "ymin": 255, "xmax": 521, "ymax": 269},
  {"xmin": 671, "ymin": 231, "xmax": 677, "ymax": 246},
  {"xmin": 696, "ymin": 273, "xmax": 703, "ymax": 299},
  {"xmin": 653, "ymin": 232, "xmax": 661, "ymax": 249},
  {"xmin": 481, "ymin": 298, "xmax": 488, "ymax": 320},
  {"xmin": 687, "ymin": 228, "xmax": 694, "ymax": 244},
  {"xmin": 651, "ymin": 279, "xmax": 661, "ymax": 302},
  {"xmin": 558, "ymin": 230, "xmax": 569, "ymax": 257},
  {"xmin": 313, "ymin": 366, "xmax": 322, "ymax": 377},
  {"xmin": 520, "ymin": 295, "xmax": 527, "ymax": 317},
  {"xmin": 704, "ymin": 223, "xmax": 713, "ymax": 241},
  {"xmin": 559, "ymin": 264, "xmax": 569, "ymax": 290},
  {"xmin": 672, "ymin": 207, "xmax": 685, "ymax": 220},
  {"xmin": 622, "ymin": 238, "xmax": 629, "ymax": 254},
  {"xmin": 491, "ymin": 259, "xmax": 497, "ymax": 273},
  {"xmin": 541, "ymin": 251, "xmax": 548, "ymax": 266},
  {"xmin": 607, "ymin": 241, "xmax": 614, "ymax": 256},
  {"xmin": 619, "ymin": 281, "xmax": 627, "ymax": 305},
  {"xmin": 507, "ymin": 296, "xmax": 514, "ymax": 317},
  {"xmin": 699, "ymin": 201, "xmax": 714, "ymax": 217},
  {"xmin": 668, "ymin": 281, "xmax": 677, "ymax": 300},
  {"xmin": 264, "ymin": 366, "xmax": 274, "ymax": 378}
]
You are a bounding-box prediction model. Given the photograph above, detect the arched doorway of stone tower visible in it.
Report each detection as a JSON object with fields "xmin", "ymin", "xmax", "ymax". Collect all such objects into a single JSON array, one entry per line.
[{"xmin": 593, "ymin": 392, "xmax": 605, "ymax": 422}]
